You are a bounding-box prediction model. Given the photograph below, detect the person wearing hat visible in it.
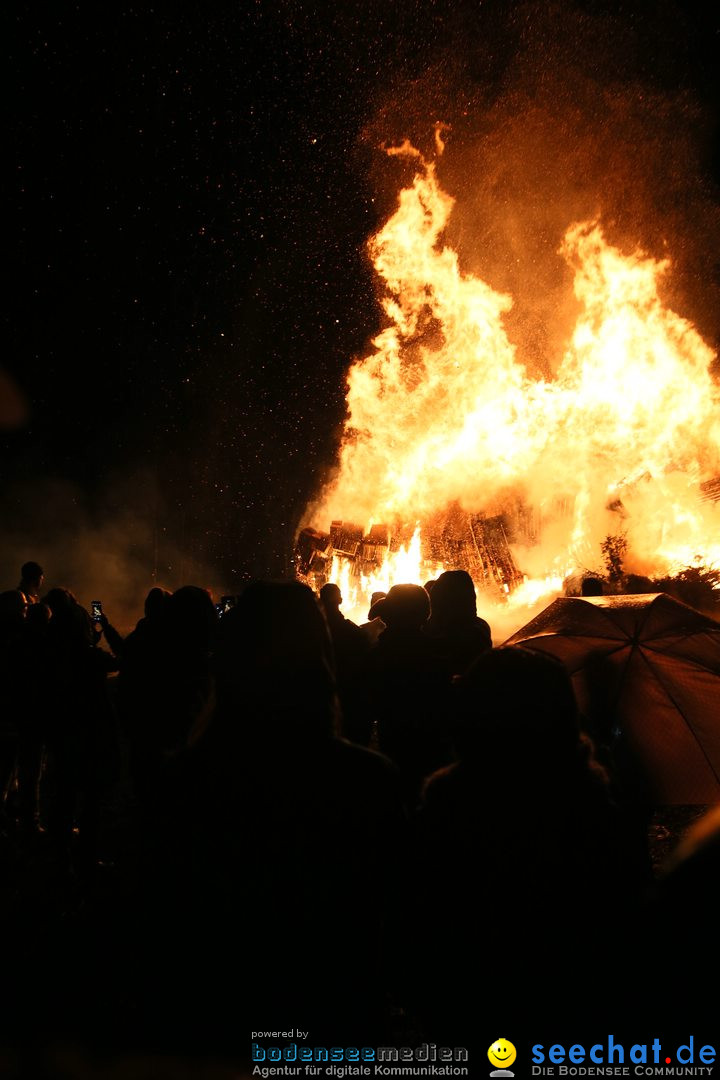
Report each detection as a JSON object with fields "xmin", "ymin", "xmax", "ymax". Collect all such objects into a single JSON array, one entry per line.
[{"xmin": 359, "ymin": 590, "xmax": 387, "ymax": 646}]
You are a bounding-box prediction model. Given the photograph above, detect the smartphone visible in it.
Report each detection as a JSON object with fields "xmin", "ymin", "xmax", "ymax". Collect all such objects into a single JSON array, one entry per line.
[
  {"xmin": 215, "ymin": 595, "xmax": 236, "ymax": 618},
  {"xmin": 91, "ymin": 600, "xmax": 103, "ymax": 621}
]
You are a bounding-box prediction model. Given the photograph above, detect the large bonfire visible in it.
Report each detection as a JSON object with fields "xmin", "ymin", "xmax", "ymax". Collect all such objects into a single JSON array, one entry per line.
[{"xmin": 298, "ymin": 130, "xmax": 720, "ymax": 630}]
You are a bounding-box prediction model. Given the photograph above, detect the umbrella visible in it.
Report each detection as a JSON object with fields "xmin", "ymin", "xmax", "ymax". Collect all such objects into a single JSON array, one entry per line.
[{"xmin": 504, "ymin": 593, "xmax": 720, "ymax": 803}]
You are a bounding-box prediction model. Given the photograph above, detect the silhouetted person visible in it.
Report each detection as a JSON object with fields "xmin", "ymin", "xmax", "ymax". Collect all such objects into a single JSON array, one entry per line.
[
  {"xmin": 0, "ymin": 591, "xmax": 27, "ymax": 821},
  {"xmin": 581, "ymin": 575, "xmax": 604, "ymax": 596},
  {"xmin": 424, "ymin": 568, "xmax": 492, "ymax": 675},
  {"xmin": 92, "ymin": 607, "xmax": 125, "ymax": 659},
  {"xmin": 367, "ymin": 583, "xmax": 452, "ymax": 804},
  {"xmin": 17, "ymin": 561, "xmax": 44, "ymax": 605},
  {"xmin": 359, "ymin": 590, "xmax": 387, "ymax": 646},
  {"xmin": 41, "ymin": 587, "xmax": 118, "ymax": 868},
  {"xmin": 122, "ymin": 586, "xmax": 171, "ymax": 662},
  {"xmin": 139, "ymin": 580, "xmax": 406, "ymax": 1050},
  {"xmin": 319, "ymin": 581, "xmax": 371, "ymax": 745},
  {"xmin": 117, "ymin": 586, "xmax": 172, "ymax": 805},
  {"xmin": 412, "ymin": 646, "xmax": 648, "ymax": 1038},
  {"xmin": 14, "ymin": 600, "xmax": 52, "ymax": 830},
  {"xmin": 122, "ymin": 585, "xmax": 217, "ymax": 823}
]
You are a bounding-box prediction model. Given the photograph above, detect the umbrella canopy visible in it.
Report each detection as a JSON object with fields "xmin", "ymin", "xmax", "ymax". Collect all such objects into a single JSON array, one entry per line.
[{"xmin": 504, "ymin": 593, "xmax": 720, "ymax": 803}]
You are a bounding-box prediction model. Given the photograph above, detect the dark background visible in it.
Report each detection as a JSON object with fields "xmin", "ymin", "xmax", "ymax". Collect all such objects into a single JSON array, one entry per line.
[{"xmin": 5, "ymin": 1, "xmax": 720, "ymax": 619}]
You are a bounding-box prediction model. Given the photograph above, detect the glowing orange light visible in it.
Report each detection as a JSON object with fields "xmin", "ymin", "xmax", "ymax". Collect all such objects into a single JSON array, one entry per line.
[{"xmin": 304, "ymin": 135, "xmax": 720, "ymax": 630}]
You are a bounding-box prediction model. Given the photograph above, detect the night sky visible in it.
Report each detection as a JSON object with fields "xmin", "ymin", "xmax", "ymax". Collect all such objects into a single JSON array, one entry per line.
[{"xmin": 5, "ymin": 1, "xmax": 720, "ymax": 610}]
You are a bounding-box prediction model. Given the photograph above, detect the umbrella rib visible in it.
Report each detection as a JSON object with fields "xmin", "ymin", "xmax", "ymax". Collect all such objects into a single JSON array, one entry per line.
[
  {"xmin": 640, "ymin": 642, "xmax": 720, "ymax": 674},
  {"xmin": 607, "ymin": 640, "xmax": 638, "ymax": 717},
  {"xmin": 640, "ymin": 631, "xmax": 720, "ymax": 669},
  {"xmin": 592, "ymin": 602, "xmax": 637, "ymax": 640},
  {"xmin": 633, "ymin": 644, "xmax": 720, "ymax": 787}
]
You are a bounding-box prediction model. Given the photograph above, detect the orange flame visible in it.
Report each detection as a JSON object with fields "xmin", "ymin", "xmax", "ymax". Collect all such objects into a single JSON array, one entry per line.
[{"xmin": 308, "ymin": 137, "xmax": 720, "ymax": 628}]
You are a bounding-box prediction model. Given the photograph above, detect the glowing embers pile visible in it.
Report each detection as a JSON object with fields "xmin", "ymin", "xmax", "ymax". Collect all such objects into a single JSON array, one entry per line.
[
  {"xmin": 296, "ymin": 506, "xmax": 528, "ymax": 623},
  {"xmin": 296, "ymin": 522, "xmax": 444, "ymax": 625},
  {"xmin": 302, "ymin": 136, "xmax": 720, "ymax": 623}
]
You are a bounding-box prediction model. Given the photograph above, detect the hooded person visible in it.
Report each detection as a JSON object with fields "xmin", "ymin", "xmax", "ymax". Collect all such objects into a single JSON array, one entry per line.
[{"xmin": 424, "ymin": 569, "xmax": 492, "ymax": 676}]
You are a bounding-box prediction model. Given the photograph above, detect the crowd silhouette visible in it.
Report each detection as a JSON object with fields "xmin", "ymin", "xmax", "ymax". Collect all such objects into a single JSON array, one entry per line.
[{"xmin": 0, "ymin": 562, "xmax": 717, "ymax": 1068}]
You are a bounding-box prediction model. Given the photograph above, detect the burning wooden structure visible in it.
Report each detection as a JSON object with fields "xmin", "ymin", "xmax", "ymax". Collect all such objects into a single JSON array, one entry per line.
[
  {"xmin": 295, "ymin": 503, "xmax": 526, "ymax": 600},
  {"xmin": 297, "ymin": 134, "xmax": 720, "ymax": 618}
]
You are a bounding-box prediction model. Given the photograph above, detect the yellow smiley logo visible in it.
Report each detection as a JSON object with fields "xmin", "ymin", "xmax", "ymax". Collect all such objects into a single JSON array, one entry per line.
[{"xmin": 488, "ymin": 1039, "xmax": 517, "ymax": 1069}]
